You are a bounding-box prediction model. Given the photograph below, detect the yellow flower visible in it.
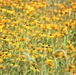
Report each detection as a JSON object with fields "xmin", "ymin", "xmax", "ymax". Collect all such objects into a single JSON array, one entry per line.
[
  {"xmin": 67, "ymin": 44, "xmax": 76, "ymax": 52},
  {"xmin": 0, "ymin": 58, "xmax": 3, "ymax": 63},
  {"xmin": 3, "ymin": 38, "xmax": 10, "ymax": 41},
  {"xmin": 10, "ymin": 64, "xmax": 14, "ymax": 67},
  {"xmin": 6, "ymin": 10, "xmax": 15, "ymax": 15},
  {"xmin": 46, "ymin": 59, "xmax": 54, "ymax": 68},
  {"xmin": 7, "ymin": 53, "xmax": 13, "ymax": 58},
  {"xmin": 54, "ymin": 52, "xmax": 64, "ymax": 58},
  {"xmin": 0, "ymin": 26, "xmax": 4, "ymax": 32},
  {"xmin": 46, "ymin": 24, "xmax": 52, "ymax": 29},
  {"xmin": 0, "ymin": 8, "xmax": 6, "ymax": 13},
  {"xmin": 0, "ymin": 65, "xmax": 5, "ymax": 69},
  {"xmin": 30, "ymin": 67, "xmax": 40, "ymax": 72},
  {"xmin": 68, "ymin": 62, "xmax": 76, "ymax": 74}
]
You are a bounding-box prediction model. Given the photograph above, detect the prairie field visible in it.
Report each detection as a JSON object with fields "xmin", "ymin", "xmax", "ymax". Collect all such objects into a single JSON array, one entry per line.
[{"xmin": 0, "ymin": 0, "xmax": 76, "ymax": 75}]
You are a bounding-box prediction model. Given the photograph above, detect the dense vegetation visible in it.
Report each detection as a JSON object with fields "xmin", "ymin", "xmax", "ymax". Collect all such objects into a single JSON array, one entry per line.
[{"xmin": 0, "ymin": 0, "xmax": 76, "ymax": 75}]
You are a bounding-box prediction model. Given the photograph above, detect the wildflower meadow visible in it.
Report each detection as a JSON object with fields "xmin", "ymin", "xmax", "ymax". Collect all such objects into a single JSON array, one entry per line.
[{"xmin": 0, "ymin": 0, "xmax": 76, "ymax": 75}]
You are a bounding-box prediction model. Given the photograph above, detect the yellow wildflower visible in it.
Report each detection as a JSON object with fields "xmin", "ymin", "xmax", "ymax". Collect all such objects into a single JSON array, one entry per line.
[
  {"xmin": 0, "ymin": 26, "xmax": 4, "ymax": 32},
  {"xmin": 0, "ymin": 65, "xmax": 5, "ymax": 69},
  {"xmin": 10, "ymin": 64, "xmax": 14, "ymax": 67},
  {"xmin": 46, "ymin": 59, "xmax": 54, "ymax": 68},
  {"xmin": 0, "ymin": 58, "xmax": 3, "ymax": 63}
]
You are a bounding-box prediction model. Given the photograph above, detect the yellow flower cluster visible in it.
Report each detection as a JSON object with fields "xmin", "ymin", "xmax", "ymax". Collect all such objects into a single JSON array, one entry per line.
[{"xmin": 0, "ymin": 0, "xmax": 76, "ymax": 75}]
